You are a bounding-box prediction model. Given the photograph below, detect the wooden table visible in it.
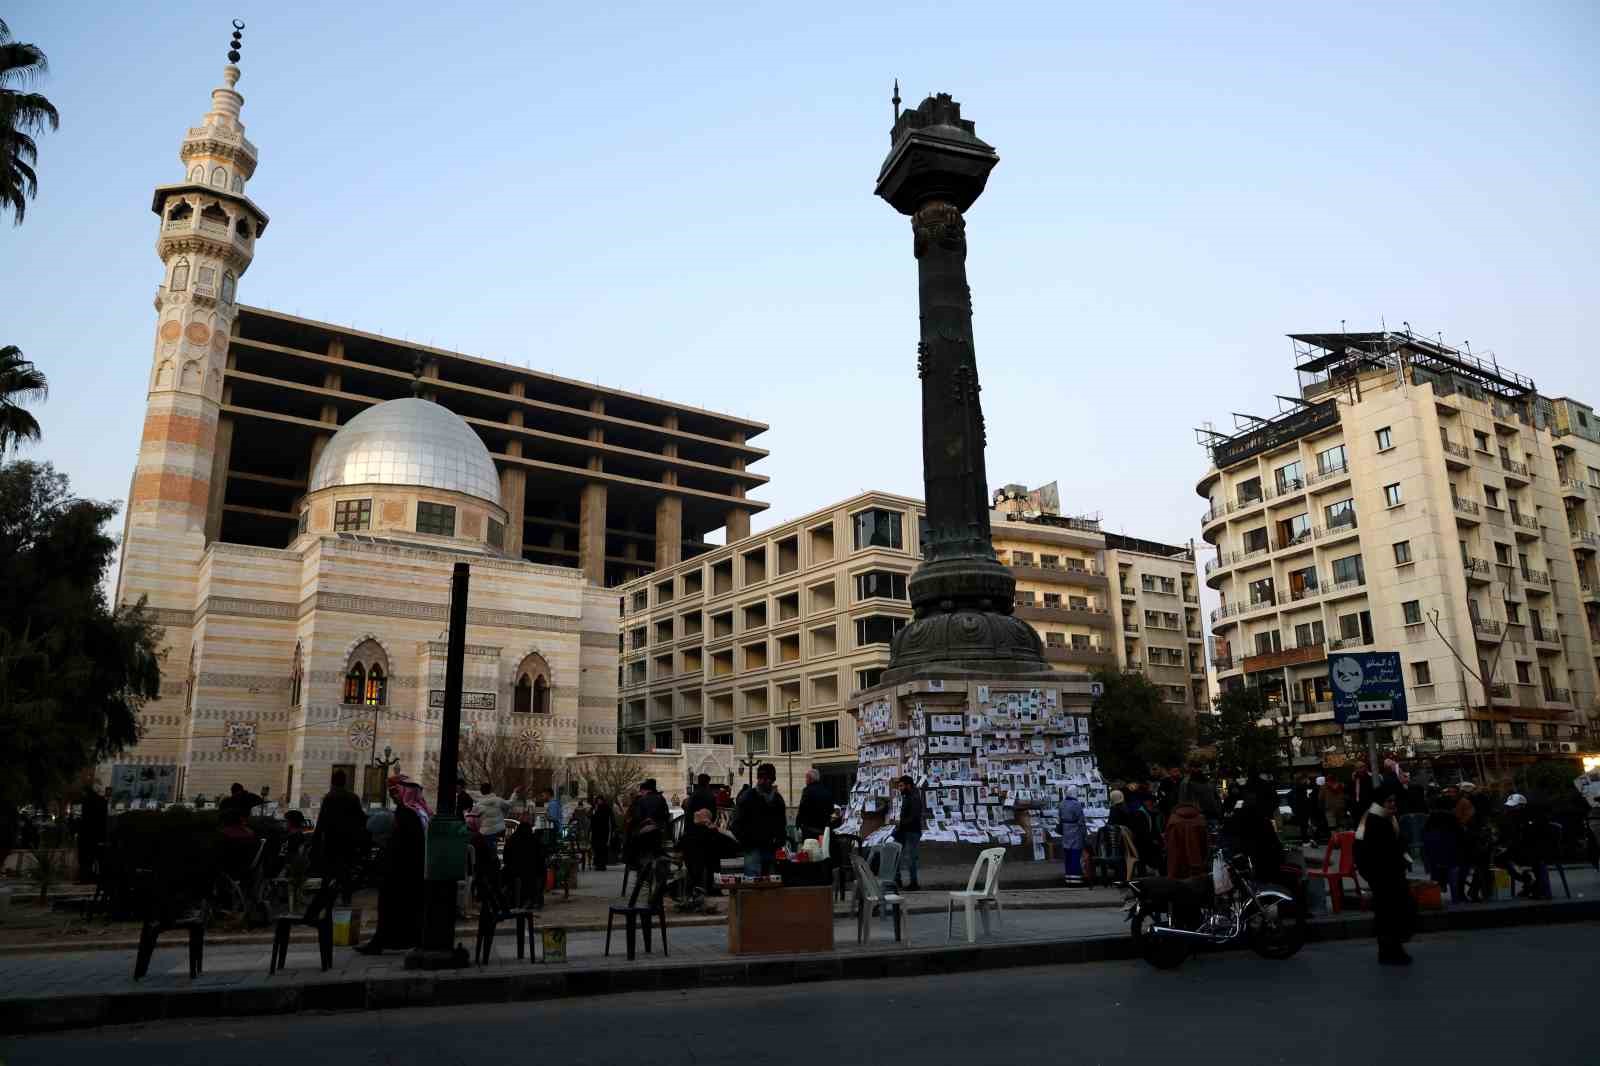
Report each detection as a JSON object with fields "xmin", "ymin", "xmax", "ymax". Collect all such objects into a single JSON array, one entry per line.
[{"xmin": 727, "ymin": 883, "xmax": 834, "ymax": 955}]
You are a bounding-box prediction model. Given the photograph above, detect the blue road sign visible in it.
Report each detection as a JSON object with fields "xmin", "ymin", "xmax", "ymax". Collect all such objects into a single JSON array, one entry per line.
[{"xmin": 1329, "ymin": 651, "xmax": 1408, "ymax": 726}]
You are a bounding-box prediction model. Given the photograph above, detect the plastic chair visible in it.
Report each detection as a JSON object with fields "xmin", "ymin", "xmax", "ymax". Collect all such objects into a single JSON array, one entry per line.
[
  {"xmin": 268, "ymin": 877, "xmax": 335, "ymax": 975},
  {"xmin": 946, "ymin": 847, "xmax": 1006, "ymax": 943},
  {"xmin": 1089, "ymin": 825, "xmax": 1124, "ymax": 886},
  {"xmin": 870, "ymin": 840, "xmax": 903, "ymax": 893},
  {"xmin": 1305, "ymin": 831, "xmax": 1364, "ymax": 912},
  {"xmin": 132, "ymin": 870, "xmax": 208, "ymax": 980},
  {"xmin": 605, "ymin": 858, "xmax": 669, "ymax": 961},
  {"xmin": 849, "ymin": 852, "xmax": 907, "ymax": 945}
]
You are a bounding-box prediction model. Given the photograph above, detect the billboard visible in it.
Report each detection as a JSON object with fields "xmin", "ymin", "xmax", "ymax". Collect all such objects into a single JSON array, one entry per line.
[{"xmin": 1329, "ymin": 651, "xmax": 1408, "ymax": 726}]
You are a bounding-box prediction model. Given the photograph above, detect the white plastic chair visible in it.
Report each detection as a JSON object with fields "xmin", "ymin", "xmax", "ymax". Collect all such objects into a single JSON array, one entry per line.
[
  {"xmin": 849, "ymin": 852, "xmax": 907, "ymax": 944},
  {"xmin": 871, "ymin": 840, "xmax": 903, "ymax": 893},
  {"xmin": 946, "ymin": 847, "xmax": 1005, "ymax": 943}
]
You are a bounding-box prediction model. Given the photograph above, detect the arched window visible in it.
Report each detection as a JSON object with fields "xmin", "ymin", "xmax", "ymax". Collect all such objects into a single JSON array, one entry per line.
[
  {"xmin": 210, "ymin": 166, "xmax": 226, "ymax": 188},
  {"xmin": 221, "ymin": 272, "xmax": 235, "ymax": 304},
  {"xmin": 343, "ymin": 663, "xmax": 365, "ymax": 704},
  {"xmin": 170, "ymin": 258, "xmax": 190, "ymax": 291},
  {"xmin": 511, "ymin": 652, "xmax": 552, "ymax": 715},
  {"xmin": 201, "ymin": 203, "xmax": 228, "ymax": 226},
  {"xmin": 365, "ymin": 664, "xmax": 386, "ymax": 706},
  {"xmin": 290, "ymin": 642, "xmax": 303, "ymax": 707},
  {"xmin": 189, "ymin": 164, "xmax": 204, "ymax": 182},
  {"xmin": 514, "ymin": 674, "xmax": 532, "ymax": 714},
  {"xmin": 534, "ymin": 674, "xmax": 550, "ymax": 715},
  {"xmin": 231, "ymin": 174, "xmax": 244, "ymax": 193},
  {"xmin": 167, "ymin": 202, "xmax": 192, "ymax": 224},
  {"xmin": 235, "ymin": 216, "xmax": 252, "ymax": 239}
]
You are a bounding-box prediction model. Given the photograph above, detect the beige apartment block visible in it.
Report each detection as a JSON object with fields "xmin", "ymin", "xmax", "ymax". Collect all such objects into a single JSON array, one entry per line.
[
  {"xmin": 1548, "ymin": 397, "xmax": 1600, "ymax": 687},
  {"xmin": 1197, "ymin": 331, "xmax": 1600, "ymax": 780},
  {"xmin": 1104, "ymin": 535, "xmax": 1208, "ymax": 712},
  {"xmin": 617, "ymin": 489, "xmax": 1201, "ymax": 794}
]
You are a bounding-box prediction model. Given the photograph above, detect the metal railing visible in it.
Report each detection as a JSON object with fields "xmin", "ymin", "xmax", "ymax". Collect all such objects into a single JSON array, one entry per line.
[
  {"xmin": 1463, "ymin": 557, "xmax": 1492, "ymax": 579},
  {"xmin": 1473, "ymin": 617, "xmax": 1503, "ymax": 635},
  {"xmin": 1561, "ymin": 478, "xmax": 1588, "ymax": 495},
  {"xmin": 1513, "ymin": 514, "xmax": 1540, "ymax": 534},
  {"xmin": 1324, "ymin": 577, "xmax": 1365, "ymax": 597},
  {"xmin": 1307, "ymin": 462, "xmax": 1350, "ymax": 487},
  {"xmin": 1488, "ymin": 682, "xmax": 1512, "ymax": 699},
  {"xmin": 1453, "ymin": 498, "xmax": 1481, "ymax": 517},
  {"xmin": 1545, "ymin": 687, "xmax": 1572, "ymax": 704},
  {"xmin": 1442, "ymin": 440, "xmax": 1470, "ymax": 461},
  {"xmin": 1501, "ymin": 457, "xmax": 1530, "ymax": 478}
]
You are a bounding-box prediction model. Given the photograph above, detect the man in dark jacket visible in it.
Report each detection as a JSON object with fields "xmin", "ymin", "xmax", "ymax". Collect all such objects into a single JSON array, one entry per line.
[
  {"xmin": 1355, "ymin": 783, "xmax": 1413, "ymax": 965},
  {"xmin": 76, "ymin": 783, "xmax": 108, "ymax": 884},
  {"xmin": 221, "ymin": 782, "xmax": 264, "ymax": 819},
  {"xmin": 685, "ymin": 774, "xmax": 718, "ymax": 830},
  {"xmin": 627, "ymin": 779, "xmax": 672, "ymax": 867},
  {"xmin": 796, "ymin": 769, "xmax": 834, "ymax": 839},
  {"xmin": 313, "ymin": 769, "xmax": 369, "ymax": 903},
  {"xmin": 735, "ymin": 764, "xmax": 786, "ymax": 877},
  {"xmin": 892, "ymin": 775, "xmax": 924, "ymax": 890}
]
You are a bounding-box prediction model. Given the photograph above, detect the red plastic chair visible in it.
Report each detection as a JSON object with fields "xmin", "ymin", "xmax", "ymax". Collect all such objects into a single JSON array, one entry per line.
[{"xmin": 1305, "ymin": 831, "xmax": 1365, "ymax": 912}]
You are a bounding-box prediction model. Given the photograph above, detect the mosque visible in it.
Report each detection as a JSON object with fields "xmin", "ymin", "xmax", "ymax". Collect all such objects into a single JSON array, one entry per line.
[{"xmin": 105, "ymin": 31, "xmax": 764, "ymax": 806}]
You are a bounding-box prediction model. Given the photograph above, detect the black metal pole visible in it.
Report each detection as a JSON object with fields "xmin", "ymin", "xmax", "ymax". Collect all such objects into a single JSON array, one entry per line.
[{"xmin": 406, "ymin": 562, "xmax": 471, "ymax": 970}]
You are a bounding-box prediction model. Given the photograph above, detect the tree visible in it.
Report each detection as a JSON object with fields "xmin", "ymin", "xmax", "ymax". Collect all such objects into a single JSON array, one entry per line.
[
  {"xmin": 0, "ymin": 462, "xmax": 164, "ymax": 808},
  {"xmin": 1210, "ymin": 687, "xmax": 1282, "ymax": 778},
  {"xmin": 0, "ymin": 346, "xmax": 47, "ymax": 455},
  {"xmin": 423, "ymin": 726, "xmax": 557, "ymax": 798},
  {"xmin": 568, "ymin": 754, "xmax": 646, "ymax": 805},
  {"xmin": 1, "ymin": 18, "xmax": 59, "ymax": 226},
  {"xmin": 1089, "ymin": 669, "xmax": 1195, "ymax": 784}
]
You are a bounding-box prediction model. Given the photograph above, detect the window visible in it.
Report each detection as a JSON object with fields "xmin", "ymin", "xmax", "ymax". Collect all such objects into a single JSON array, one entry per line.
[
  {"xmin": 417, "ymin": 501, "xmax": 456, "ymax": 536},
  {"xmin": 170, "ymin": 258, "xmax": 190, "ymax": 291},
  {"xmin": 1505, "ymin": 601, "xmax": 1521, "ymax": 624},
  {"xmin": 855, "ymin": 570, "xmax": 908, "ymax": 601},
  {"xmin": 334, "ymin": 498, "xmax": 371, "ymax": 532},
  {"xmin": 1243, "ymin": 527, "xmax": 1269, "ymax": 553},
  {"xmin": 290, "ymin": 643, "xmax": 303, "ymax": 707},
  {"xmin": 1043, "ymin": 593, "xmax": 1062, "ymax": 607},
  {"xmin": 1316, "ymin": 444, "xmax": 1347, "ymax": 475},
  {"xmin": 1288, "ymin": 566, "xmax": 1318, "ymax": 598},
  {"xmin": 653, "ymin": 731, "xmax": 674, "ymax": 750},
  {"xmin": 188, "ymin": 164, "xmax": 204, "ymax": 182},
  {"xmin": 1016, "ymin": 590, "xmax": 1036, "ymax": 607},
  {"xmin": 1047, "ymin": 632, "xmax": 1067, "ymax": 648},
  {"xmin": 487, "ymin": 518, "xmax": 505, "ymax": 550},
  {"xmin": 743, "ymin": 728, "xmax": 769, "ymax": 754},
  {"xmin": 1237, "ymin": 477, "xmax": 1263, "ymax": 504},
  {"xmin": 1494, "ymin": 543, "xmax": 1511, "ymax": 565},
  {"xmin": 1279, "ymin": 513, "xmax": 1311, "ymax": 546},
  {"xmin": 1142, "ymin": 574, "xmax": 1157, "ymax": 591},
  {"xmin": 1375, "ymin": 427, "xmax": 1393, "ymax": 451},
  {"xmin": 778, "ymin": 725, "xmax": 801, "ymax": 754},
  {"xmin": 210, "ymin": 166, "xmax": 226, "ymax": 188},
  {"xmin": 1012, "ymin": 551, "xmax": 1035, "ymax": 566},
  {"xmin": 1384, "ymin": 483, "xmax": 1403, "ymax": 508},
  {"xmin": 363, "ymin": 664, "xmax": 386, "ymax": 705},
  {"xmin": 1040, "ymin": 554, "xmax": 1059, "ymax": 569},
  {"xmin": 1294, "ymin": 620, "xmax": 1325, "ymax": 647},
  {"xmin": 1515, "ymin": 661, "xmax": 1532, "ymax": 684},
  {"xmin": 1324, "ymin": 498, "xmax": 1355, "ymax": 529},
  {"xmin": 197, "ymin": 265, "xmax": 216, "ymax": 291},
  {"xmin": 221, "ymin": 272, "xmax": 235, "ymax": 304},
  {"xmin": 1069, "ymin": 595, "xmax": 1089, "ymax": 610},
  {"xmin": 1402, "ymin": 600, "xmax": 1422, "ymax": 625},
  {"xmin": 1484, "ymin": 486, "xmax": 1500, "ymax": 509},
  {"xmin": 231, "ymin": 174, "xmax": 244, "ymax": 193},
  {"xmin": 1253, "ymin": 630, "xmax": 1281, "ymax": 655},
  {"xmin": 711, "ymin": 732, "xmax": 732, "ymax": 746},
  {"xmin": 1473, "ymin": 430, "xmax": 1490, "ymax": 452},
  {"xmin": 855, "ymin": 615, "xmax": 907, "ymax": 646},
  {"xmin": 1338, "ymin": 610, "xmax": 1373, "ymax": 645},
  {"xmin": 852, "ymin": 508, "xmax": 904, "ymax": 550},
  {"xmin": 1274, "ymin": 461, "xmax": 1304, "ymax": 493},
  {"xmin": 1248, "ymin": 577, "xmax": 1275, "ymax": 605},
  {"xmin": 1331, "ymin": 555, "xmax": 1364, "ymax": 585},
  {"xmin": 1071, "ymin": 633, "xmax": 1091, "ymax": 650},
  {"xmin": 1410, "ymin": 662, "xmax": 1432, "ymax": 687},
  {"xmin": 681, "ymin": 727, "xmax": 703, "ymax": 745},
  {"xmin": 856, "ymin": 667, "xmax": 884, "ymax": 691},
  {"xmin": 1393, "ymin": 541, "xmax": 1412, "ymax": 565},
  {"xmin": 813, "ymin": 720, "xmax": 839, "ymax": 750}
]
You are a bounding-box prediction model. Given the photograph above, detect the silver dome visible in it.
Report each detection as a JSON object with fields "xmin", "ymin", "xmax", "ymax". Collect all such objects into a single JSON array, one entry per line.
[{"xmin": 307, "ymin": 398, "xmax": 502, "ymax": 506}]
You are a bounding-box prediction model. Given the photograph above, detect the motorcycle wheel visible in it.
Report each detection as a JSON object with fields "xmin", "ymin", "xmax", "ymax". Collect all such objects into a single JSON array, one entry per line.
[
  {"xmin": 1131, "ymin": 910, "xmax": 1190, "ymax": 970},
  {"xmin": 1246, "ymin": 905, "xmax": 1305, "ymax": 960}
]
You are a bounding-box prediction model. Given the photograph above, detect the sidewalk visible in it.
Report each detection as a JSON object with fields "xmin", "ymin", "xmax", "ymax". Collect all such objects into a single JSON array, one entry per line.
[{"xmin": 2, "ymin": 863, "xmax": 1595, "ymax": 1035}]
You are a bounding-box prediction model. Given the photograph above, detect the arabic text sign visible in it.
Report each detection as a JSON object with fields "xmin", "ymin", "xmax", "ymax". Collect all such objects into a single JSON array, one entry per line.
[{"xmin": 1329, "ymin": 652, "xmax": 1408, "ymax": 725}]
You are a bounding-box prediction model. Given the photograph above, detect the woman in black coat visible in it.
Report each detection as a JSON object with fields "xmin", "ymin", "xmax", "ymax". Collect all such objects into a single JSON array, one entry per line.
[
  {"xmin": 1355, "ymin": 783, "xmax": 1414, "ymax": 966},
  {"xmin": 589, "ymin": 796, "xmax": 613, "ymax": 871}
]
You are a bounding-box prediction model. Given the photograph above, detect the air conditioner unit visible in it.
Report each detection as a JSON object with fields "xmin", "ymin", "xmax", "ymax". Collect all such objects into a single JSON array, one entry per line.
[{"xmin": 1560, "ymin": 742, "xmax": 1579, "ymax": 754}]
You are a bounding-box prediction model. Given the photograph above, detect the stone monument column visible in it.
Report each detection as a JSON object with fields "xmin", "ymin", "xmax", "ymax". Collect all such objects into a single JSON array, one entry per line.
[{"xmin": 876, "ymin": 92, "xmax": 1050, "ymax": 683}]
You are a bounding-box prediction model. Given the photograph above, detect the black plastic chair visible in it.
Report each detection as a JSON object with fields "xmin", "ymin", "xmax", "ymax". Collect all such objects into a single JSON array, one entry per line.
[
  {"xmin": 132, "ymin": 870, "xmax": 207, "ymax": 980},
  {"xmin": 268, "ymin": 878, "xmax": 337, "ymax": 975},
  {"xmin": 472, "ymin": 840, "xmax": 540, "ymax": 964},
  {"xmin": 606, "ymin": 858, "xmax": 669, "ymax": 961}
]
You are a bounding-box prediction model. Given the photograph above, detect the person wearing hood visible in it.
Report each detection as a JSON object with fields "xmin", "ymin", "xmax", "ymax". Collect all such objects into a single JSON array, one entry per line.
[
  {"xmin": 1355, "ymin": 782, "xmax": 1414, "ymax": 965},
  {"xmin": 1058, "ymin": 787, "xmax": 1086, "ymax": 886},
  {"xmin": 1165, "ymin": 781, "xmax": 1210, "ymax": 878}
]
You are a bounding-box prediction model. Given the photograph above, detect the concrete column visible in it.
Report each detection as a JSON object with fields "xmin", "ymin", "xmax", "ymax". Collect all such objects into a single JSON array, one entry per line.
[
  {"xmin": 203, "ymin": 415, "xmax": 235, "ymax": 544},
  {"xmin": 725, "ymin": 507, "xmax": 751, "ymax": 544},
  {"xmin": 579, "ymin": 482, "xmax": 607, "ymax": 585},
  {"xmin": 501, "ymin": 384, "xmax": 527, "ymax": 559},
  {"xmin": 655, "ymin": 495, "xmax": 682, "ymax": 568}
]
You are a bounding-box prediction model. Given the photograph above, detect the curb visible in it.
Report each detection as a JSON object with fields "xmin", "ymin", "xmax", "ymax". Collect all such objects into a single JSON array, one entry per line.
[{"xmin": 6, "ymin": 897, "xmax": 1591, "ymax": 1036}]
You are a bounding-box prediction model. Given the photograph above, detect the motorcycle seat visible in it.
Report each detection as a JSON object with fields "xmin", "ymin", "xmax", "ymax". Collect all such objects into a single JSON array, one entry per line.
[{"xmin": 1135, "ymin": 875, "xmax": 1213, "ymax": 906}]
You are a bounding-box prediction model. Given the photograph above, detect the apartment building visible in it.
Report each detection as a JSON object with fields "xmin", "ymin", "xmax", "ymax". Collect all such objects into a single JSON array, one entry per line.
[
  {"xmin": 1548, "ymin": 396, "xmax": 1600, "ymax": 689},
  {"xmin": 1198, "ymin": 331, "xmax": 1600, "ymax": 778},
  {"xmin": 1105, "ymin": 534, "xmax": 1209, "ymax": 712},
  {"xmin": 617, "ymin": 488, "xmax": 1203, "ymax": 793}
]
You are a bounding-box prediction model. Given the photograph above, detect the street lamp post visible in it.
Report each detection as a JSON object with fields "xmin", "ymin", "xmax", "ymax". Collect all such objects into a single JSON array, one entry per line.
[
  {"xmin": 785, "ymin": 698, "xmax": 799, "ymax": 803},
  {"xmin": 372, "ymin": 745, "xmax": 399, "ymax": 807}
]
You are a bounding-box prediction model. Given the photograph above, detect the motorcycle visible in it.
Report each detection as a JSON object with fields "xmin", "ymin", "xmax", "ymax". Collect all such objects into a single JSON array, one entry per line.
[{"xmin": 1121, "ymin": 852, "xmax": 1303, "ymax": 969}]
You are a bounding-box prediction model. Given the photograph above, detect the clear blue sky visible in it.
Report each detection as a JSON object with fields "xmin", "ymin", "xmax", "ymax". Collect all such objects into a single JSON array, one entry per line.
[{"xmin": 3, "ymin": 1, "xmax": 1596, "ymax": 562}]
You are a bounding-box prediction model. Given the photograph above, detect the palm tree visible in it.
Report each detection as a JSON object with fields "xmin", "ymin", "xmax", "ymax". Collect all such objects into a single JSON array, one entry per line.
[
  {"xmin": 1, "ymin": 18, "xmax": 60, "ymax": 226},
  {"xmin": 0, "ymin": 345, "xmax": 48, "ymax": 454}
]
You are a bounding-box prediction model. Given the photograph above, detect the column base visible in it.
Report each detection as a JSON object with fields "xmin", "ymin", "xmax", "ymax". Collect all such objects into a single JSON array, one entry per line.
[{"xmin": 882, "ymin": 608, "xmax": 1051, "ymax": 685}]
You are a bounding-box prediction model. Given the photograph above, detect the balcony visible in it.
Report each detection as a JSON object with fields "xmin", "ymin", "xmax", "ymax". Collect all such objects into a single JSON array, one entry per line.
[
  {"xmin": 1326, "ymin": 635, "xmax": 1372, "ymax": 652},
  {"xmin": 1560, "ymin": 479, "xmax": 1588, "ymax": 500},
  {"xmin": 1530, "ymin": 621, "xmax": 1560, "ymax": 649},
  {"xmin": 1488, "ymin": 682, "xmax": 1512, "ymax": 700},
  {"xmin": 1014, "ymin": 603, "xmax": 1113, "ymax": 630},
  {"xmin": 1043, "ymin": 645, "xmax": 1117, "ymax": 669},
  {"xmin": 1120, "ymin": 583, "xmax": 1138, "ymax": 597},
  {"xmin": 1512, "ymin": 514, "xmax": 1540, "ymax": 540},
  {"xmin": 1307, "ymin": 462, "xmax": 1350, "ymax": 488},
  {"xmin": 1010, "ymin": 563, "xmax": 1110, "ymax": 590},
  {"xmin": 1572, "ymin": 529, "xmax": 1599, "ymax": 553},
  {"xmin": 1122, "ymin": 621, "xmax": 1139, "ymax": 632},
  {"xmin": 1473, "ymin": 617, "xmax": 1503, "ymax": 639},
  {"xmin": 1582, "ymin": 582, "xmax": 1598, "ymax": 603},
  {"xmin": 1520, "ymin": 567, "xmax": 1550, "ymax": 591},
  {"xmin": 1442, "ymin": 440, "xmax": 1471, "ymax": 467},
  {"xmin": 1453, "ymin": 498, "xmax": 1481, "ymax": 523},
  {"xmin": 1323, "ymin": 577, "xmax": 1366, "ymax": 600},
  {"xmin": 1288, "ymin": 580, "xmax": 1324, "ymax": 603},
  {"xmin": 1463, "ymin": 557, "xmax": 1492, "ymax": 584},
  {"xmin": 1501, "ymin": 457, "xmax": 1531, "ymax": 484},
  {"xmin": 1212, "ymin": 654, "xmax": 1236, "ymax": 671},
  {"xmin": 1242, "ymin": 642, "xmax": 1327, "ymax": 673}
]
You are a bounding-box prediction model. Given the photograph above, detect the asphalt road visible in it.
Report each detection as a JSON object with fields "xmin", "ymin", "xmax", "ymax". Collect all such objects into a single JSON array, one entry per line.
[{"xmin": 5, "ymin": 923, "xmax": 1596, "ymax": 1065}]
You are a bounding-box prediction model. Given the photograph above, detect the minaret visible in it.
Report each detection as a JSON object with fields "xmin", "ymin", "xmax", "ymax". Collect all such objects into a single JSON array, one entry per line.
[{"xmin": 118, "ymin": 22, "xmax": 269, "ymax": 607}]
